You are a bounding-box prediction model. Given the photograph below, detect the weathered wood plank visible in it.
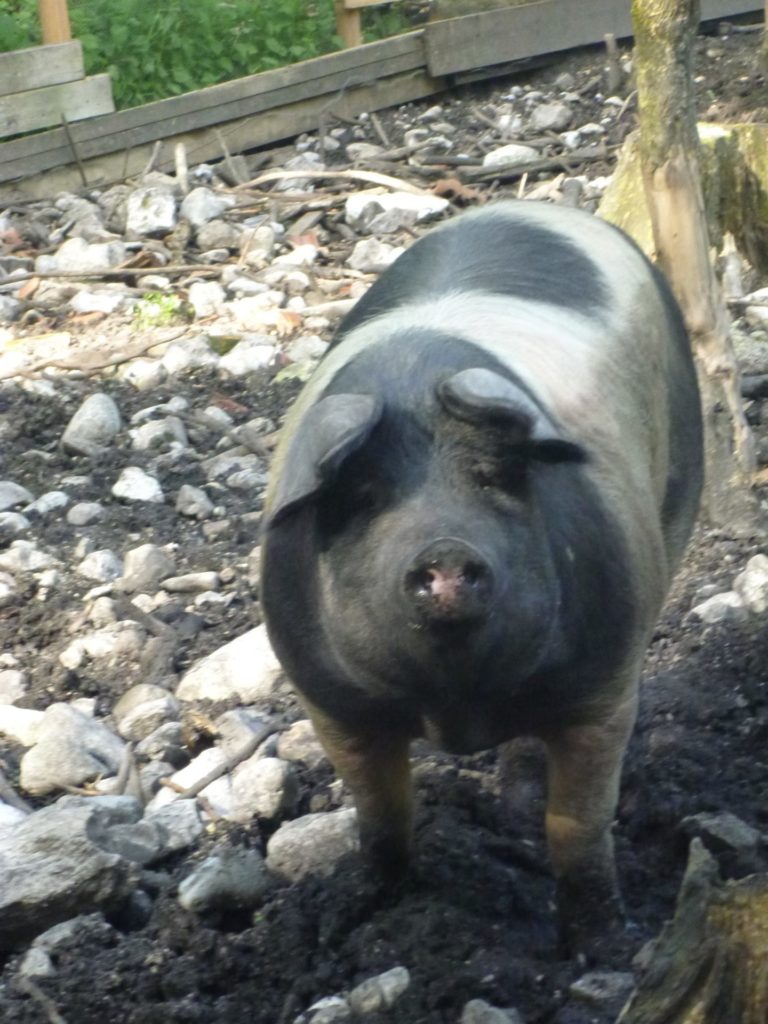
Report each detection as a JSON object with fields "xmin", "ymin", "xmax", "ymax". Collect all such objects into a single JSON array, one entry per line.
[
  {"xmin": 1, "ymin": 68, "xmax": 445, "ymax": 201},
  {"xmin": 0, "ymin": 74, "xmax": 114, "ymax": 138},
  {"xmin": 425, "ymin": 0, "xmax": 762, "ymax": 76},
  {"xmin": 0, "ymin": 33, "xmax": 425, "ymax": 177},
  {"xmin": 0, "ymin": 41, "xmax": 84, "ymax": 98}
]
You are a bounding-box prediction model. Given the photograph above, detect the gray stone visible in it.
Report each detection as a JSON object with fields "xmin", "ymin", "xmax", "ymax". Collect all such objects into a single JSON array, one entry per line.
[
  {"xmin": 266, "ymin": 808, "xmax": 358, "ymax": 882},
  {"xmin": 176, "ymin": 624, "xmax": 282, "ymax": 703},
  {"xmin": 62, "ymin": 393, "xmax": 122, "ymax": 456},
  {"xmin": 20, "ymin": 703, "xmax": 126, "ymax": 796},
  {"xmin": 0, "ymin": 796, "xmax": 139, "ymax": 950},
  {"xmin": 144, "ymin": 800, "xmax": 204, "ymax": 855},
  {"xmin": 67, "ymin": 501, "xmax": 105, "ymax": 526},
  {"xmin": 129, "ymin": 416, "xmax": 188, "ymax": 451},
  {"xmin": 348, "ymin": 237, "xmax": 404, "ymax": 274},
  {"xmin": 119, "ymin": 358, "xmax": 167, "ymax": 391},
  {"xmin": 121, "ymin": 543, "xmax": 176, "ymax": 592},
  {"xmin": 349, "ymin": 966, "xmax": 410, "ymax": 1014},
  {"xmin": 482, "ymin": 144, "xmax": 540, "ymax": 170},
  {"xmin": 0, "ymin": 295, "xmax": 21, "ymax": 322},
  {"xmin": 24, "ymin": 490, "xmax": 69, "ymax": 517},
  {"xmin": 99, "ymin": 819, "xmax": 167, "ymax": 864},
  {"xmin": 161, "ymin": 336, "xmax": 220, "ymax": 375},
  {"xmin": 0, "ymin": 481, "xmax": 34, "ymax": 511},
  {"xmin": 178, "ymin": 847, "xmax": 271, "ymax": 912},
  {"xmin": 294, "ymin": 995, "xmax": 352, "ymax": 1024},
  {"xmin": 77, "ymin": 548, "xmax": 124, "ymax": 582},
  {"xmin": 346, "ymin": 141, "xmax": 386, "ymax": 161},
  {"xmin": 18, "ymin": 946, "xmax": 55, "ymax": 978},
  {"xmin": 529, "ymin": 101, "xmax": 572, "ymax": 132},
  {"xmin": 180, "ymin": 187, "xmax": 235, "ymax": 226},
  {"xmin": 461, "ymin": 1000, "xmax": 524, "ymax": 1024},
  {"xmin": 690, "ymin": 591, "xmax": 748, "ymax": 625},
  {"xmin": 116, "ymin": 696, "xmax": 180, "ymax": 742},
  {"xmin": 126, "ymin": 186, "xmax": 177, "ymax": 236},
  {"xmin": 147, "ymin": 747, "xmax": 231, "ymax": 816},
  {"xmin": 681, "ymin": 811, "xmax": 762, "ymax": 854},
  {"xmin": 569, "ymin": 970, "xmax": 635, "ymax": 1008},
  {"xmin": 136, "ymin": 721, "xmax": 185, "ymax": 762},
  {"xmin": 59, "ymin": 622, "xmax": 145, "ymax": 672},
  {"xmin": 344, "ymin": 191, "xmax": 448, "ymax": 232},
  {"xmin": 162, "ymin": 572, "xmax": 220, "ymax": 594},
  {"xmin": 197, "ymin": 219, "xmax": 242, "ymax": 251},
  {"xmin": 33, "ymin": 912, "xmax": 115, "ymax": 955},
  {"xmin": 176, "ymin": 484, "xmax": 214, "ymax": 519},
  {"xmin": 0, "ymin": 511, "xmax": 30, "ymax": 537}
]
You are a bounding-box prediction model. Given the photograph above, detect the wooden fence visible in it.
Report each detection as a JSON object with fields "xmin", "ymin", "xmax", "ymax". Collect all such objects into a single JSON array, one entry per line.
[{"xmin": 0, "ymin": 0, "xmax": 763, "ymax": 199}]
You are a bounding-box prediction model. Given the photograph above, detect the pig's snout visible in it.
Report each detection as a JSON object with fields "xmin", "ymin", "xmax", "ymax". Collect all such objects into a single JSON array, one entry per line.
[{"xmin": 403, "ymin": 538, "xmax": 493, "ymax": 626}]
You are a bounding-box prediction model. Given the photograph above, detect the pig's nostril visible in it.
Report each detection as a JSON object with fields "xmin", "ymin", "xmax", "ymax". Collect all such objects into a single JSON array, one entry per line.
[
  {"xmin": 463, "ymin": 561, "xmax": 488, "ymax": 586},
  {"xmin": 405, "ymin": 567, "xmax": 436, "ymax": 597}
]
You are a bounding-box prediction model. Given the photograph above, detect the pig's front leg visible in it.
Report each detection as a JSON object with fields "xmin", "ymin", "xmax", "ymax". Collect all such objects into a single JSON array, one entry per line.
[
  {"xmin": 541, "ymin": 692, "xmax": 638, "ymax": 956},
  {"xmin": 302, "ymin": 698, "xmax": 414, "ymax": 883}
]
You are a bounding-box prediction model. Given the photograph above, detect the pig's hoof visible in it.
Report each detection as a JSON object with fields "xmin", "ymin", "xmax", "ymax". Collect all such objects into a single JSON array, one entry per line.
[
  {"xmin": 556, "ymin": 878, "xmax": 627, "ymax": 962},
  {"xmin": 361, "ymin": 833, "xmax": 411, "ymax": 887}
]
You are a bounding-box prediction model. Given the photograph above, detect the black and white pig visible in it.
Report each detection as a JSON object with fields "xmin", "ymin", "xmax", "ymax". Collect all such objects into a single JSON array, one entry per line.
[{"xmin": 260, "ymin": 200, "xmax": 703, "ymax": 951}]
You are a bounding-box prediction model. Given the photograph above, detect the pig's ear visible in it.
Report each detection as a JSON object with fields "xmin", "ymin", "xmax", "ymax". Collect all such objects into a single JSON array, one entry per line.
[
  {"xmin": 438, "ymin": 368, "xmax": 586, "ymax": 463},
  {"xmin": 265, "ymin": 393, "xmax": 382, "ymax": 527}
]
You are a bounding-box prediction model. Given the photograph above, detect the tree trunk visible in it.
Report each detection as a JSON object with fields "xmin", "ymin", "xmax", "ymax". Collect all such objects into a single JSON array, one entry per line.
[
  {"xmin": 618, "ymin": 841, "xmax": 768, "ymax": 1024},
  {"xmin": 632, "ymin": 0, "xmax": 757, "ymax": 531}
]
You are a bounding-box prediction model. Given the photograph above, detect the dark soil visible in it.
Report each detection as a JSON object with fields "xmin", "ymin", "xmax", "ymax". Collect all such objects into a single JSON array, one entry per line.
[{"xmin": 2, "ymin": 21, "xmax": 768, "ymax": 1024}]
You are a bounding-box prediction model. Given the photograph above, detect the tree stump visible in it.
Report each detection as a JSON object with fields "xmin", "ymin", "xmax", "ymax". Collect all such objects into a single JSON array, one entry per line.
[{"xmin": 618, "ymin": 840, "xmax": 768, "ymax": 1024}]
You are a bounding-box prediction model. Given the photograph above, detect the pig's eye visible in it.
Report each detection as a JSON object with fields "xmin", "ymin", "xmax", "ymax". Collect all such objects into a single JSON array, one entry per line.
[{"xmin": 473, "ymin": 459, "xmax": 527, "ymax": 497}]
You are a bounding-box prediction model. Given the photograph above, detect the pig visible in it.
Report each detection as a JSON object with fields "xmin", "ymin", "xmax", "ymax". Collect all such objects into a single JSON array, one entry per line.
[{"xmin": 260, "ymin": 200, "xmax": 703, "ymax": 952}]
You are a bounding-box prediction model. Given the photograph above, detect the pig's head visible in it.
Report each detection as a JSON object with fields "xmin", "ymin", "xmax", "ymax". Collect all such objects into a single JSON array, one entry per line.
[{"xmin": 264, "ymin": 333, "xmax": 587, "ymax": 713}]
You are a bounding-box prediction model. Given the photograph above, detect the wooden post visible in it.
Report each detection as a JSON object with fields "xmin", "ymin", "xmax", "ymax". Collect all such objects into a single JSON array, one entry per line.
[
  {"xmin": 37, "ymin": 0, "xmax": 72, "ymax": 44},
  {"xmin": 335, "ymin": 0, "xmax": 363, "ymax": 47}
]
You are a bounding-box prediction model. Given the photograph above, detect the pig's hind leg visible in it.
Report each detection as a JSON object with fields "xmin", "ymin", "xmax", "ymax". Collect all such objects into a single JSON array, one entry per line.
[
  {"xmin": 541, "ymin": 692, "xmax": 638, "ymax": 957},
  {"xmin": 302, "ymin": 699, "xmax": 414, "ymax": 883}
]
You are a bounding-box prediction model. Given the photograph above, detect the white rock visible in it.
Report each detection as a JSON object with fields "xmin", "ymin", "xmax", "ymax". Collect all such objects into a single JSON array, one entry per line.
[
  {"xmin": 162, "ymin": 572, "xmax": 220, "ymax": 593},
  {"xmin": 126, "ymin": 186, "xmax": 177, "ymax": 236},
  {"xmin": 176, "ymin": 624, "xmax": 282, "ymax": 702},
  {"xmin": 345, "ymin": 191, "xmax": 448, "ymax": 232},
  {"xmin": 147, "ymin": 747, "xmax": 232, "ymax": 816},
  {"xmin": 67, "ymin": 502, "xmax": 105, "ymax": 526},
  {"xmin": 161, "ymin": 336, "xmax": 220, "ymax": 375},
  {"xmin": 215, "ymin": 709, "xmax": 271, "ymax": 758},
  {"xmin": 176, "ymin": 485, "xmax": 214, "ymax": 519},
  {"xmin": 275, "ymin": 152, "xmax": 325, "ymax": 191},
  {"xmin": 116, "ymin": 697, "xmax": 180, "ymax": 742},
  {"xmin": 0, "ymin": 481, "xmax": 34, "ymax": 511},
  {"xmin": 294, "ymin": 995, "xmax": 352, "ymax": 1024},
  {"xmin": 0, "ymin": 802, "xmax": 29, "ymax": 827},
  {"xmin": 36, "ymin": 236, "xmax": 127, "ymax": 275},
  {"xmin": 266, "ymin": 808, "xmax": 358, "ymax": 881},
  {"xmin": 277, "ymin": 720, "xmax": 326, "ymax": 768},
  {"xmin": 0, "ymin": 571, "xmax": 18, "ymax": 607},
  {"xmin": 112, "ymin": 467, "xmax": 164, "ymax": 503},
  {"xmin": 348, "ymin": 238, "xmax": 404, "ymax": 274},
  {"xmin": 188, "ymin": 280, "xmax": 227, "ymax": 319},
  {"xmin": 69, "ymin": 289, "xmax": 127, "ymax": 315},
  {"xmin": 733, "ymin": 553, "xmax": 768, "ymax": 614},
  {"xmin": 285, "ymin": 334, "xmax": 329, "ymax": 363},
  {"xmin": 0, "ymin": 705, "xmax": 45, "ymax": 746},
  {"xmin": 129, "ymin": 416, "xmax": 188, "ymax": 451},
  {"xmin": 569, "ymin": 971, "xmax": 635, "ymax": 1007},
  {"xmin": 178, "ymin": 848, "xmax": 272, "ymax": 912},
  {"xmin": 20, "ymin": 704, "xmax": 126, "ymax": 795},
  {"xmin": 346, "ymin": 142, "xmax": 386, "ymax": 161},
  {"xmin": 77, "ymin": 549, "xmax": 124, "ymax": 582},
  {"xmin": 349, "ymin": 966, "xmax": 410, "ymax": 1014},
  {"xmin": 690, "ymin": 591, "xmax": 748, "ymax": 625},
  {"xmin": 482, "ymin": 144, "xmax": 540, "ymax": 170},
  {"xmin": 0, "ymin": 540, "xmax": 58, "ymax": 573},
  {"xmin": 25, "ymin": 490, "xmax": 69, "ymax": 517},
  {"xmin": 119, "ymin": 358, "xmax": 167, "ymax": 390},
  {"xmin": 180, "ymin": 187, "xmax": 235, "ymax": 226},
  {"xmin": 59, "ymin": 622, "xmax": 145, "ymax": 670},
  {"xmin": 219, "ymin": 336, "xmax": 276, "ymax": 376},
  {"xmin": 62, "ymin": 393, "xmax": 122, "ymax": 456},
  {"xmin": 230, "ymin": 755, "xmax": 297, "ymax": 823},
  {"xmin": 0, "ymin": 669, "xmax": 27, "ymax": 704},
  {"xmin": 273, "ymin": 244, "xmax": 318, "ymax": 267}
]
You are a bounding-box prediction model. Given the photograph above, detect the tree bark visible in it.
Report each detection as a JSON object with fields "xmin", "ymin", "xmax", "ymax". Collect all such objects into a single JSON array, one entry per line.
[
  {"xmin": 618, "ymin": 841, "xmax": 768, "ymax": 1024},
  {"xmin": 632, "ymin": 0, "xmax": 757, "ymax": 531}
]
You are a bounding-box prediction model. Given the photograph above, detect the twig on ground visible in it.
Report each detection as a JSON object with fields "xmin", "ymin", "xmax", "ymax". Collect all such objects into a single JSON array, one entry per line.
[
  {"xmin": 238, "ymin": 167, "xmax": 429, "ymax": 196},
  {"xmin": 17, "ymin": 979, "xmax": 68, "ymax": 1024}
]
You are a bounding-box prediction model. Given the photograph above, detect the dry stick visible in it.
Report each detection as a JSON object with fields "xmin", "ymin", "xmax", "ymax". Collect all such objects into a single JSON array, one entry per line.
[
  {"xmin": 0, "ymin": 765, "xmax": 32, "ymax": 815},
  {"xmin": 174, "ymin": 142, "xmax": 190, "ymax": 195},
  {"xmin": 237, "ymin": 167, "xmax": 430, "ymax": 196},
  {"xmin": 604, "ymin": 32, "xmax": 622, "ymax": 95},
  {"xmin": 142, "ymin": 140, "xmax": 163, "ymax": 177},
  {"xmin": 467, "ymin": 146, "xmax": 612, "ymax": 182},
  {"xmin": 60, "ymin": 112, "xmax": 88, "ymax": 189},
  {"xmin": 369, "ymin": 110, "xmax": 391, "ymax": 149},
  {"xmin": 112, "ymin": 742, "xmax": 136, "ymax": 797},
  {"xmin": 113, "ymin": 594, "xmax": 178, "ymax": 639},
  {"xmin": 5, "ymin": 264, "xmax": 223, "ymax": 286},
  {"xmin": 16, "ymin": 979, "xmax": 68, "ymax": 1024}
]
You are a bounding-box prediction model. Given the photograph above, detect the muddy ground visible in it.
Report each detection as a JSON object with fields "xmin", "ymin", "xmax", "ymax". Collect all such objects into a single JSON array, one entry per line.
[{"xmin": 2, "ymin": 21, "xmax": 768, "ymax": 1024}]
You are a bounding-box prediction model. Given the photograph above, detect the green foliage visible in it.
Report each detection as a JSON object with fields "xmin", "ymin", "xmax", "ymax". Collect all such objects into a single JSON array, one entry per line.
[
  {"xmin": 133, "ymin": 292, "xmax": 188, "ymax": 328},
  {"xmin": 0, "ymin": 0, "xmax": 411, "ymax": 109}
]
